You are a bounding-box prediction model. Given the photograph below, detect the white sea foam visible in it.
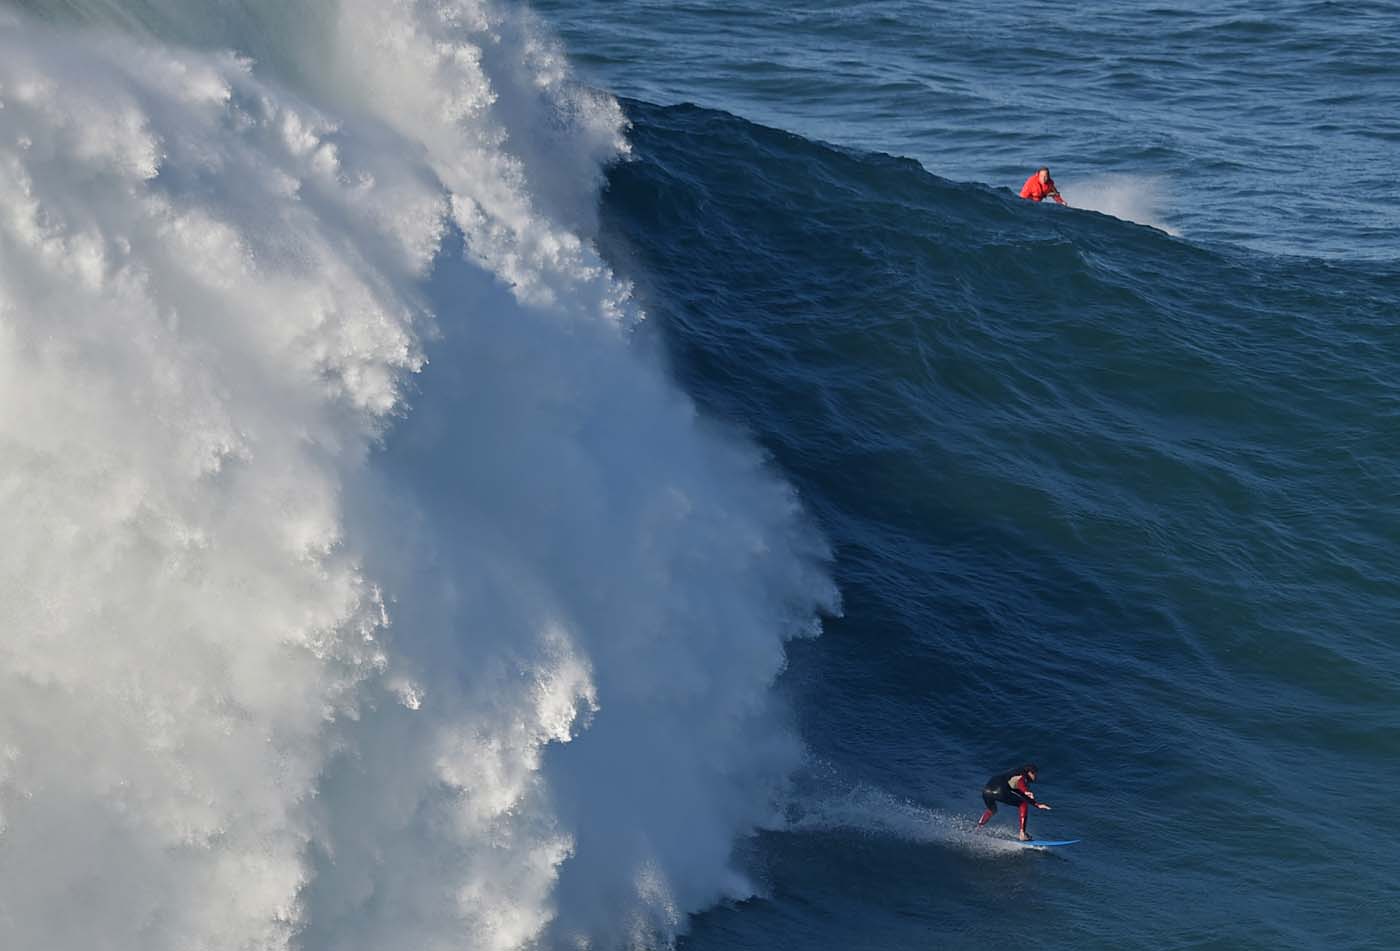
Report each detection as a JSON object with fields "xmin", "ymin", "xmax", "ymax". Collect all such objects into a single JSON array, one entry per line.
[{"xmin": 0, "ymin": 4, "xmax": 838, "ymax": 949}]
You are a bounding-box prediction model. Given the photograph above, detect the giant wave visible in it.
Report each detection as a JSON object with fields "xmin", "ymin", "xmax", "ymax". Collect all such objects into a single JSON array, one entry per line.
[{"xmin": 0, "ymin": 3, "xmax": 838, "ymax": 949}]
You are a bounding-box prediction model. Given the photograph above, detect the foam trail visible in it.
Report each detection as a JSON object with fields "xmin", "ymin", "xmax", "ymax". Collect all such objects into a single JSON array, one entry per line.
[
  {"xmin": 781, "ymin": 783, "xmax": 1027, "ymax": 859},
  {"xmin": 1061, "ymin": 174, "xmax": 1181, "ymax": 235},
  {"xmin": 0, "ymin": 4, "xmax": 838, "ymax": 950}
]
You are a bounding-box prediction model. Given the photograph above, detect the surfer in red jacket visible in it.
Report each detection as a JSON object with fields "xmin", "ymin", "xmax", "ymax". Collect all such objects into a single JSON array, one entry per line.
[
  {"xmin": 977, "ymin": 764, "xmax": 1051, "ymax": 840},
  {"xmin": 1019, "ymin": 167, "xmax": 1066, "ymax": 205}
]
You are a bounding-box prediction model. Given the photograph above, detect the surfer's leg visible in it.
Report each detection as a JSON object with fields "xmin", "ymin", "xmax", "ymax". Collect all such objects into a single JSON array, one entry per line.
[
  {"xmin": 977, "ymin": 790, "xmax": 997, "ymax": 826},
  {"xmin": 996, "ymin": 790, "xmax": 1031, "ymax": 839}
]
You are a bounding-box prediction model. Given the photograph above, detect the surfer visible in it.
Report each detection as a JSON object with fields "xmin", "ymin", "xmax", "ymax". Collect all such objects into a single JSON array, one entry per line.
[
  {"xmin": 1019, "ymin": 167, "xmax": 1066, "ymax": 205},
  {"xmin": 976, "ymin": 763, "xmax": 1051, "ymax": 840}
]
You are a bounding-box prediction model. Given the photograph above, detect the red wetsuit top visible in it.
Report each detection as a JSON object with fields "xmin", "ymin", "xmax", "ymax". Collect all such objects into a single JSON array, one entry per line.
[{"xmin": 1020, "ymin": 172, "xmax": 1065, "ymax": 204}]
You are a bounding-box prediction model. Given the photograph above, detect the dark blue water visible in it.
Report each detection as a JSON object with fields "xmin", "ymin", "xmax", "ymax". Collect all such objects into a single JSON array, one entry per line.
[
  {"xmin": 539, "ymin": 2, "xmax": 1400, "ymax": 946},
  {"xmin": 593, "ymin": 100, "xmax": 1399, "ymax": 949},
  {"xmin": 539, "ymin": 0, "xmax": 1400, "ymax": 261}
]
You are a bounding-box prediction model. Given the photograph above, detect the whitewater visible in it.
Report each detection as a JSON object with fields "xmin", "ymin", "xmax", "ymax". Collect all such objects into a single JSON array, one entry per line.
[{"xmin": 0, "ymin": 3, "xmax": 838, "ymax": 949}]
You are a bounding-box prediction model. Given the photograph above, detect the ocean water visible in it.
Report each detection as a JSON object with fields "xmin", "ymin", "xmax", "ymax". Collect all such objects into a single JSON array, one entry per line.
[
  {"xmin": 0, "ymin": 2, "xmax": 1396, "ymax": 951},
  {"xmin": 539, "ymin": 0, "xmax": 1400, "ymax": 261}
]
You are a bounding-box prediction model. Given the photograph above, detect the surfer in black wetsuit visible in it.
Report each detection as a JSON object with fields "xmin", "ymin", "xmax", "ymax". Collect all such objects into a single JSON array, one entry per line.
[{"xmin": 976, "ymin": 764, "xmax": 1051, "ymax": 841}]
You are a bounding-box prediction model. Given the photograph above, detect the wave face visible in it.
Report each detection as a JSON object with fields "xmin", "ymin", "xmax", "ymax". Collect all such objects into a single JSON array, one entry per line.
[
  {"xmin": 598, "ymin": 100, "xmax": 1400, "ymax": 950},
  {"xmin": 0, "ymin": 5, "xmax": 837, "ymax": 950}
]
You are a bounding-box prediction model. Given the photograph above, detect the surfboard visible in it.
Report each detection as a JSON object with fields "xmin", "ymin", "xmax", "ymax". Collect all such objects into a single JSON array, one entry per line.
[{"xmin": 1015, "ymin": 838, "xmax": 1079, "ymax": 848}]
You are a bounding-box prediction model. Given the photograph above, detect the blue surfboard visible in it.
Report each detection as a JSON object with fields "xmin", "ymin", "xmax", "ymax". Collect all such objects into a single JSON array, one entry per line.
[{"xmin": 1014, "ymin": 838, "xmax": 1079, "ymax": 848}]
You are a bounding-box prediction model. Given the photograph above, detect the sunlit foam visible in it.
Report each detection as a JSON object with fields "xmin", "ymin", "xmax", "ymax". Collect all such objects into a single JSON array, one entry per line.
[{"xmin": 0, "ymin": 5, "xmax": 838, "ymax": 950}]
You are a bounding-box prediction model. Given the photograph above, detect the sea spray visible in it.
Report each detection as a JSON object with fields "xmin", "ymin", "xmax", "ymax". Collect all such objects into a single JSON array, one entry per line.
[
  {"xmin": 1059, "ymin": 174, "xmax": 1181, "ymax": 236},
  {"xmin": 0, "ymin": 5, "xmax": 838, "ymax": 950}
]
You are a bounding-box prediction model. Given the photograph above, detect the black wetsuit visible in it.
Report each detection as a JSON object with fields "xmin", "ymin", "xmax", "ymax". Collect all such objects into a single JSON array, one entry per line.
[{"xmin": 981, "ymin": 768, "xmax": 1032, "ymax": 813}]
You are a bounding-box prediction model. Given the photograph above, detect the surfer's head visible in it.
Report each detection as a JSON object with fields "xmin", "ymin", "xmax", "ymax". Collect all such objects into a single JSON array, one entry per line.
[
  {"xmin": 1037, "ymin": 167, "xmax": 1051, "ymax": 184},
  {"xmin": 1023, "ymin": 763, "xmax": 1039, "ymax": 781}
]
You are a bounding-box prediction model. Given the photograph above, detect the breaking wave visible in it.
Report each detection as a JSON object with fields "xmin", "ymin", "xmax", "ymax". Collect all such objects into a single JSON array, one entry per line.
[{"xmin": 0, "ymin": 3, "xmax": 837, "ymax": 949}]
